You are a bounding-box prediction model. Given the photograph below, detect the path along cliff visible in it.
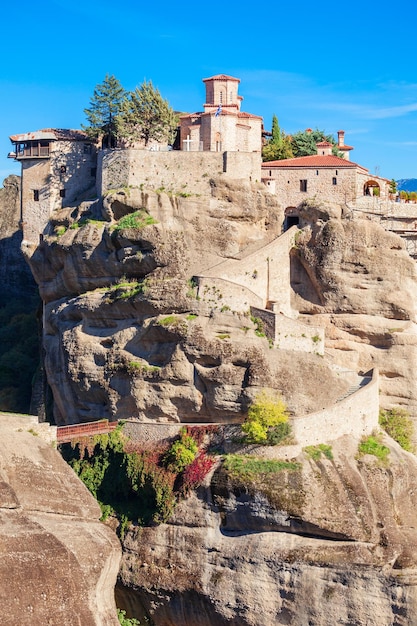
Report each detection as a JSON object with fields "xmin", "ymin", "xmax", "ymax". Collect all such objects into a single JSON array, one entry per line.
[{"xmin": 5, "ymin": 172, "xmax": 417, "ymax": 624}]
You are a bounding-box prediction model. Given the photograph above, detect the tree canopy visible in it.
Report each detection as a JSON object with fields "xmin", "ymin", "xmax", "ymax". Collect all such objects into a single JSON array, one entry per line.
[
  {"xmin": 262, "ymin": 114, "xmax": 293, "ymax": 162},
  {"xmin": 82, "ymin": 74, "xmax": 127, "ymax": 146},
  {"xmin": 290, "ymin": 128, "xmax": 342, "ymax": 158},
  {"xmin": 262, "ymin": 117, "xmax": 343, "ymax": 162},
  {"xmin": 117, "ymin": 80, "xmax": 178, "ymax": 147}
]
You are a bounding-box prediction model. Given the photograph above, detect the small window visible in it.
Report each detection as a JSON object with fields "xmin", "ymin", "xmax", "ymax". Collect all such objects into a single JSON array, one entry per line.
[
  {"xmin": 59, "ymin": 189, "xmax": 66, "ymax": 198},
  {"xmin": 219, "ymin": 91, "xmax": 223, "ymax": 103},
  {"xmin": 33, "ymin": 190, "xmax": 39, "ymax": 201},
  {"xmin": 90, "ymin": 167, "xmax": 97, "ymax": 177},
  {"xmin": 332, "ymin": 177, "xmax": 337, "ymax": 185},
  {"xmin": 83, "ymin": 143, "xmax": 92, "ymax": 154},
  {"xmin": 335, "ymin": 170, "xmax": 338, "ymax": 175},
  {"xmin": 269, "ymin": 170, "xmax": 272, "ymax": 177},
  {"xmin": 300, "ymin": 179, "xmax": 308, "ymax": 192},
  {"xmin": 316, "ymin": 170, "xmax": 319, "ymax": 175}
]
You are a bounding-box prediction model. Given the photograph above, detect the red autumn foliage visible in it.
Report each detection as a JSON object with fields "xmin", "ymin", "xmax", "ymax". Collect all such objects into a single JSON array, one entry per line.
[
  {"xmin": 181, "ymin": 452, "xmax": 215, "ymax": 493},
  {"xmin": 184, "ymin": 424, "xmax": 219, "ymax": 447}
]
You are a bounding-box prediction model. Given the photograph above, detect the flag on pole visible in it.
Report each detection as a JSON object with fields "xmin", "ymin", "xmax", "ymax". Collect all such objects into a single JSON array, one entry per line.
[{"xmin": 215, "ymin": 105, "xmax": 222, "ymax": 117}]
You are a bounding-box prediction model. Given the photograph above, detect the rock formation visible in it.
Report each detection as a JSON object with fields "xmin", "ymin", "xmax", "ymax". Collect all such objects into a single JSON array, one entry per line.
[
  {"xmin": 23, "ymin": 181, "xmax": 417, "ymax": 429},
  {"xmin": 116, "ymin": 434, "xmax": 417, "ymax": 626},
  {"xmin": 0, "ymin": 412, "xmax": 121, "ymax": 625},
  {"xmin": 13, "ymin": 171, "xmax": 417, "ymax": 625},
  {"xmin": 291, "ymin": 210, "xmax": 417, "ymax": 418},
  {"xmin": 0, "ymin": 175, "xmax": 37, "ymax": 298}
]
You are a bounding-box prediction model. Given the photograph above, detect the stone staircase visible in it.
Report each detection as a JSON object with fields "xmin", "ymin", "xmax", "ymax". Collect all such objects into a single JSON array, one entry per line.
[{"xmin": 336, "ymin": 374, "xmax": 372, "ymax": 403}]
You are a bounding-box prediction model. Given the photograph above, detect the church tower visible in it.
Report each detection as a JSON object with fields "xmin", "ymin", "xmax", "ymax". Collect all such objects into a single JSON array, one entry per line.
[
  {"xmin": 179, "ymin": 74, "xmax": 262, "ymax": 153},
  {"xmin": 203, "ymin": 74, "xmax": 242, "ymax": 113}
]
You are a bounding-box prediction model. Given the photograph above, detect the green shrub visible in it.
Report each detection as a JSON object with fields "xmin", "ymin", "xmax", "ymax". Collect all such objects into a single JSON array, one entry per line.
[
  {"xmin": 358, "ymin": 434, "xmax": 389, "ymax": 462},
  {"xmin": 117, "ymin": 608, "xmax": 141, "ymax": 625},
  {"xmin": 242, "ymin": 390, "xmax": 290, "ymax": 445},
  {"xmin": 304, "ymin": 443, "xmax": 333, "ymax": 461},
  {"xmin": 158, "ymin": 315, "xmax": 178, "ymax": 326},
  {"xmin": 106, "ymin": 278, "xmax": 145, "ymax": 301},
  {"xmin": 157, "ymin": 315, "xmax": 187, "ymax": 333},
  {"xmin": 379, "ymin": 407, "xmax": 414, "ymax": 452},
  {"xmin": 55, "ymin": 225, "xmax": 66, "ymax": 236},
  {"xmin": 63, "ymin": 427, "xmax": 176, "ymax": 530},
  {"xmin": 250, "ymin": 315, "xmax": 265, "ymax": 337},
  {"xmin": 113, "ymin": 210, "xmax": 157, "ymax": 231},
  {"xmin": 163, "ymin": 428, "xmax": 198, "ymax": 473}
]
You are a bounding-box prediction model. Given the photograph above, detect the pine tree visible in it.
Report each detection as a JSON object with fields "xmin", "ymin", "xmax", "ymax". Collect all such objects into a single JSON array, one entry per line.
[
  {"xmin": 271, "ymin": 114, "xmax": 281, "ymax": 145},
  {"xmin": 82, "ymin": 74, "xmax": 127, "ymax": 146},
  {"xmin": 389, "ymin": 179, "xmax": 398, "ymax": 195},
  {"xmin": 262, "ymin": 114, "xmax": 293, "ymax": 162},
  {"xmin": 290, "ymin": 128, "xmax": 343, "ymax": 158},
  {"xmin": 117, "ymin": 80, "xmax": 178, "ymax": 147}
]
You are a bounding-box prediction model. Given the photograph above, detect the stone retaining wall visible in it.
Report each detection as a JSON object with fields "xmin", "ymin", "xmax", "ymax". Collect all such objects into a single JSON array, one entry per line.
[
  {"xmin": 119, "ymin": 370, "xmax": 379, "ymax": 452},
  {"xmin": 291, "ymin": 369, "xmax": 379, "ymax": 447},
  {"xmin": 98, "ymin": 149, "xmax": 261, "ymax": 196},
  {"xmin": 250, "ymin": 306, "xmax": 325, "ymax": 354},
  {"xmin": 196, "ymin": 227, "xmax": 297, "ymax": 315}
]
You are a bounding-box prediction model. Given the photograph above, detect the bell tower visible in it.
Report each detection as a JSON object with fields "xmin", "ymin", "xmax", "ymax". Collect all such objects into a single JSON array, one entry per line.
[{"xmin": 203, "ymin": 74, "xmax": 242, "ymax": 113}]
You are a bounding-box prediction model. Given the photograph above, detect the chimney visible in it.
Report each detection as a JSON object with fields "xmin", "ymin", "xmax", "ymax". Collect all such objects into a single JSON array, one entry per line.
[{"xmin": 337, "ymin": 130, "xmax": 345, "ymax": 148}]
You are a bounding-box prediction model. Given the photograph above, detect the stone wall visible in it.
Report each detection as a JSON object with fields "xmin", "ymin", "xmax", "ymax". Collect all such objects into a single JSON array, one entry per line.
[
  {"xmin": 263, "ymin": 165, "xmax": 357, "ymax": 208},
  {"xmin": 196, "ymin": 276, "xmax": 264, "ymax": 312},
  {"xmin": 262, "ymin": 166, "xmax": 389, "ymax": 209},
  {"xmin": 120, "ymin": 370, "xmax": 379, "ymax": 451},
  {"xmin": 250, "ymin": 306, "xmax": 325, "ymax": 354},
  {"xmin": 21, "ymin": 141, "xmax": 96, "ymax": 244},
  {"xmin": 196, "ymin": 227, "xmax": 297, "ymax": 314},
  {"xmin": 291, "ymin": 369, "xmax": 379, "ymax": 446},
  {"xmin": 98, "ymin": 149, "xmax": 262, "ymax": 196},
  {"xmin": 21, "ymin": 159, "xmax": 52, "ymax": 244}
]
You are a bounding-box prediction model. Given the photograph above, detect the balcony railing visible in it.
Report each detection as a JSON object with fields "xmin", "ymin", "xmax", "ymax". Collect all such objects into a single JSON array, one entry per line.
[{"xmin": 14, "ymin": 142, "xmax": 50, "ymax": 159}]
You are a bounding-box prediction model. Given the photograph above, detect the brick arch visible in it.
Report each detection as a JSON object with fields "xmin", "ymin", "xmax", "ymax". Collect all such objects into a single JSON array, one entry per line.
[{"xmin": 364, "ymin": 179, "xmax": 380, "ymax": 196}]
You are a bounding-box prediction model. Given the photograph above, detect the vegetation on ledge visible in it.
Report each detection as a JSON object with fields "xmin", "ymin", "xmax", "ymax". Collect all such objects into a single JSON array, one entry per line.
[{"xmin": 61, "ymin": 425, "xmax": 215, "ymax": 537}]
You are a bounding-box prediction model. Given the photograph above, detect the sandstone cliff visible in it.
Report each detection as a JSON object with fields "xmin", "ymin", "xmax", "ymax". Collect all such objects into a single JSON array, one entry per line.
[
  {"xmin": 291, "ymin": 209, "xmax": 417, "ymax": 418},
  {"xmin": 0, "ymin": 175, "xmax": 37, "ymax": 297},
  {"xmin": 15, "ymin": 173, "xmax": 417, "ymax": 625},
  {"xmin": 0, "ymin": 412, "xmax": 121, "ymax": 625},
  {"xmin": 23, "ymin": 182, "xmax": 417, "ymax": 427},
  {"xmin": 116, "ymin": 434, "xmax": 417, "ymax": 626}
]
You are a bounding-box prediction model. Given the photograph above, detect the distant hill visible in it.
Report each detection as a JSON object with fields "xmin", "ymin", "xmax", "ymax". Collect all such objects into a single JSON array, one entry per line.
[{"xmin": 397, "ymin": 179, "xmax": 417, "ymax": 192}]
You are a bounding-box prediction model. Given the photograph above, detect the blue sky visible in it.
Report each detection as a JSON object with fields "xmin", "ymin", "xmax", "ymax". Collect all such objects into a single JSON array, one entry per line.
[{"xmin": 2, "ymin": 0, "xmax": 417, "ymax": 182}]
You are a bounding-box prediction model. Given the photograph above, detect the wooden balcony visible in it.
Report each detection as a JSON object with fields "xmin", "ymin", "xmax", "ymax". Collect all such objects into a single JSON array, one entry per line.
[{"xmin": 14, "ymin": 142, "xmax": 50, "ymax": 159}]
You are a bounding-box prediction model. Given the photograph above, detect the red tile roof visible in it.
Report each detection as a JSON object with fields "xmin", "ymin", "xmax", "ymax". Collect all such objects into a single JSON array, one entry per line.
[
  {"xmin": 10, "ymin": 128, "xmax": 89, "ymax": 142},
  {"xmin": 238, "ymin": 112, "xmax": 263, "ymax": 120},
  {"xmin": 262, "ymin": 154, "xmax": 368, "ymax": 171},
  {"xmin": 203, "ymin": 74, "xmax": 240, "ymax": 82},
  {"xmin": 316, "ymin": 141, "xmax": 333, "ymax": 147}
]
